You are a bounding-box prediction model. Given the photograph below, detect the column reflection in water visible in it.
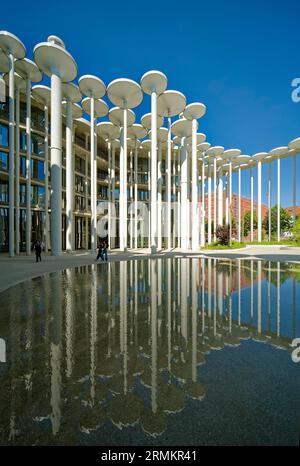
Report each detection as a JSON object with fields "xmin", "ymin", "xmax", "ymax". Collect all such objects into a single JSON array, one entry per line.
[
  {"xmin": 208, "ymin": 258, "xmax": 212, "ymax": 318},
  {"xmin": 250, "ymin": 260, "xmax": 254, "ymax": 321},
  {"xmin": 90, "ymin": 265, "xmax": 97, "ymax": 404},
  {"xmin": 277, "ymin": 261, "xmax": 281, "ymax": 338},
  {"xmin": 257, "ymin": 261, "xmax": 262, "ymax": 335},
  {"xmin": 238, "ymin": 260, "xmax": 241, "ymax": 326},
  {"xmin": 268, "ymin": 261, "xmax": 271, "ymax": 325},
  {"xmin": 201, "ymin": 258, "xmax": 205, "ymax": 336},
  {"xmin": 50, "ymin": 274, "xmax": 62, "ymax": 437},
  {"xmin": 218, "ymin": 264, "xmax": 223, "ymax": 316},
  {"xmin": 213, "ymin": 259, "xmax": 217, "ymax": 337},
  {"xmin": 65, "ymin": 269, "xmax": 74, "ymax": 378},
  {"xmin": 181, "ymin": 258, "xmax": 188, "ymax": 342},
  {"xmin": 191, "ymin": 259, "xmax": 198, "ymax": 382},
  {"xmin": 167, "ymin": 258, "xmax": 172, "ymax": 372}
]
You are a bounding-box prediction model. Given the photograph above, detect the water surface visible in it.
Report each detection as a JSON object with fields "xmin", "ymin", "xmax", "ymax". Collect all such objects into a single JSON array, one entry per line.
[{"xmin": 0, "ymin": 258, "xmax": 299, "ymax": 445}]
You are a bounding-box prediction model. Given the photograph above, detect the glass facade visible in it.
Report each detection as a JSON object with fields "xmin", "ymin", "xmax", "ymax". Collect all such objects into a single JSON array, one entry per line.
[
  {"xmin": 0, "ymin": 124, "xmax": 8, "ymax": 147},
  {"xmin": 0, "ymin": 96, "xmax": 157, "ymax": 254},
  {"xmin": 0, "ymin": 207, "xmax": 8, "ymax": 252},
  {"xmin": 0, "ymin": 180, "xmax": 8, "ymax": 203},
  {"xmin": 0, "ymin": 151, "xmax": 8, "ymax": 171}
]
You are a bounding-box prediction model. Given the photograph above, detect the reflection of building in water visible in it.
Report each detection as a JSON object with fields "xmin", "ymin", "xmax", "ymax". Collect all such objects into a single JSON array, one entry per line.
[{"xmin": 0, "ymin": 258, "xmax": 298, "ymax": 444}]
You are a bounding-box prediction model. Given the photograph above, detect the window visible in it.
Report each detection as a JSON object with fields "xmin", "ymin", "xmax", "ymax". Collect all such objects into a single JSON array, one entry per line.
[
  {"xmin": 75, "ymin": 195, "xmax": 86, "ymax": 211},
  {"xmin": 31, "ymin": 159, "xmax": 45, "ymax": 181},
  {"xmin": 20, "ymin": 156, "xmax": 26, "ymax": 177},
  {"xmin": 75, "ymin": 174, "xmax": 85, "ymax": 193},
  {"xmin": 75, "ymin": 156, "xmax": 85, "ymax": 173},
  {"xmin": 98, "ymin": 169, "xmax": 108, "ymax": 181},
  {"xmin": 75, "ymin": 134, "xmax": 86, "ymax": 149},
  {"xmin": 0, "ymin": 151, "xmax": 8, "ymax": 171},
  {"xmin": 98, "ymin": 186, "xmax": 108, "ymax": 200},
  {"xmin": 0, "ymin": 207, "xmax": 8, "ymax": 251},
  {"xmin": 20, "ymin": 130, "xmax": 26, "ymax": 151},
  {"xmin": 32, "ymin": 134, "xmax": 45, "ymax": 157},
  {"xmin": 0, "ymin": 124, "xmax": 8, "ymax": 147},
  {"xmin": 0, "ymin": 96, "xmax": 9, "ymax": 119},
  {"xmin": 20, "ymin": 184, "xmax": 26, "ymax": 205},
  {"xmin": 0, "ymin": 181, "xmax": 8, "ymax": 203},
  {"xmin": 31, "ymin": 108, "xmax": 44, "ymax": 131},
  {"xmin": 31, "ymin": 185, "xmax": 45, "ymax": 208}
]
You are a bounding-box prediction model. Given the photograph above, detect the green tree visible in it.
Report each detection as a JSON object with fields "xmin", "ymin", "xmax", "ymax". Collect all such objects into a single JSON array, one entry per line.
[
  {"xmin": 242, "ymin": 210, "xmax": 258, "ymax": 237},
  {"xmin": 292, "ymin": 216, "xmax": 300, "ymax": 242},
  {"xmin": 262, "ymin": 205, "xmax": 292, "ymax": 236}
]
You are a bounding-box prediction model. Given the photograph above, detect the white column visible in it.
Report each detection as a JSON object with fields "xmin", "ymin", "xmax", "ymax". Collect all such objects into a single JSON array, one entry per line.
[
  {"xmin": 147, "ymin": 149, "xmax": 151, "ymax": 248},
  {"xmin": 257, "ymin": 161, "xmax": 262, "ymax": 242},
  {"xmin": 201, "ymin": 155, "xmax": 205, "ymax": 247},
  {"xmin": 177, "ymin": 147, "xmax": 181, "ymax": 245},
  {"xmin": 50, "ymin": 73, "xmax": 62, "ymax": 256},
  {"xmin": 119, "ymin": 108, "xmax": 128, "ymax": 251},
  {"xmin": 213, "ymin": 157, "xmax": 217, "ymax": 241},
  {"xmin": 277, "ymin": 156, "xmax": 280, "ymax": 241},
  {"xmin": 111, "ymin": 143, "xmax": 115, "ymax": 249},
  {"xmin": 172, "ymin": 148, "xmax": 176, "ymax": 248},
  {"xmin": 293, "ymin": 153, "xmax": 297, "ymax": 225},
  {"xmin": 44, "ymin": 103, "xmax": 49, "ymax": 252},
  {"xmin": 66, "ymin": 99, "xmax": 73, "ymax": 252},
  {"xmin": 218, "ymin": 168, "xmax": 223, "ymax": 226},
  {"xmin": 8, "ymin": 53, "xmax": 15, "ymax": 257},
  {"xmin": 84, "ymin": 133, "xmax": 89, "ymax": 250},
  {"xmin": 157, "ymin": 141, "xmax": 162, "ymax": 250},
  {"xmin": 129, "ymin": 149, "xmax": 133, "ymax": 249},
  {"xmin": 134, "ymin": 142, "xmax": 138, "ymax": 248},
  {"xmin": 250, "ymin": 166, "xmax": 254, "ymax": 241},
  {"xmin": 225, "ymin": 173, "xmax": 229, "ymax": 224},
  {"xmin": 167, "ymin": 116, "xmax": 172, "ymax": 249},
  {"xmin": 150, "ymin": 91, "xmax": 157, "ymax": 253},
  {"xmin": 229, "ymin": 161, "xmax": 232, "ymax": 241},
  {"xmin": 208, "ymin": 160, "xmax": 212, "ymax": 244},
  {"xmin": 15, "ymin": 84, "xmax": 20, "ymax": 255},
  {"xmin": 25, "ymin": 78, "xmax": 31, "ymax": 255},
  {"xmin": 90, "ymin": 98, "xmax": 97, "ymax": 251},
  {"xmin": 180, "ymin": 137, "xmax": 188, "ymax": 249},
  {"xmin": 238, "ymin": 166, "xmax": 241, "ymax": 242},
  {"xmin": 108, "ymin": 139, "xmax": 112, "ymax": 248},
  {"xmin": 123, "ymin": 108, "xmax": 128, "ymax": 250},
  {"xmin": 191, "ymin": 118, "xmax": 198, "ymax": 250},
  {"xmin": 268, "ymin": 161, "xmax": 271, "ymax": 241}
]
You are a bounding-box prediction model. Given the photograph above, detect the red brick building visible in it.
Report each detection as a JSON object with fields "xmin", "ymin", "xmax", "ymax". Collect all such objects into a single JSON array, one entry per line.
[{"xmin": 204, "ymin": 192, "xmax": 268, "ymax": 223}]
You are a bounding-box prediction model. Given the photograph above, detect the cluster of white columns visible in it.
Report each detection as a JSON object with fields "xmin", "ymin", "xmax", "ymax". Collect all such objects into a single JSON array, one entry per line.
[{"xmin": 1, "ymin": 30, "xmax": 300, "ymax": 257}]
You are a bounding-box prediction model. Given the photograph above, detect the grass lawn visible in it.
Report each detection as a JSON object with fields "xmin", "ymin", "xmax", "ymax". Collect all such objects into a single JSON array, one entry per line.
[
  {"xmin": 204, "ymin": 242, "xmax": 246, "ymax": 250},
  {"xmin": 249, "ymin": 240, "xmax": 300, "ymax": 246},
  {"xmin": 204, "ymin": 240, "xmax": 300, "ymax": 250}
]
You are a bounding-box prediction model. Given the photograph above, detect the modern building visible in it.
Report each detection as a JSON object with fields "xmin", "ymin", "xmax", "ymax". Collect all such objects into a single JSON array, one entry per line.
[{"xmin": 0, "ymin": 31, "xmax": 299, "ymax": 256}]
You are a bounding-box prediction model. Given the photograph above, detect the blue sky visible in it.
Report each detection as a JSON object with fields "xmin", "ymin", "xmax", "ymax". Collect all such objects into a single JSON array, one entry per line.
[{"xmin": 2, "ymin": 0, "xmax": 300, "ymax": 207}]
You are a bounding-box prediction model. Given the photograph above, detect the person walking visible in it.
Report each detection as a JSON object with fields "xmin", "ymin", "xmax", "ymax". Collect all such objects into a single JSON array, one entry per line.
[
  {"xmin": 34, "ymin": 240, "xmax": 42, "ymax": 263},
  {"xmin": 102, "ymin": 239, "xmax": 108, "ymax": 262},
  {"xmin": 96, "ymin": 241, "xmax": 104, "ymax": 261}
]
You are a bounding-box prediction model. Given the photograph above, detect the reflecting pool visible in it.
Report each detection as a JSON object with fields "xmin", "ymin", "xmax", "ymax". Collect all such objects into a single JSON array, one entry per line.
[{"xmin": 0, "ymin": 258, "xmax": 300, "ymax": 445}]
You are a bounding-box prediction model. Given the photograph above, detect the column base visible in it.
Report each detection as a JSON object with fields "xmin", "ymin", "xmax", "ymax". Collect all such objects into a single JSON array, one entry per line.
[{"xmin": 151, "ymin": 245, "xmax": 157, "ymax": 254}]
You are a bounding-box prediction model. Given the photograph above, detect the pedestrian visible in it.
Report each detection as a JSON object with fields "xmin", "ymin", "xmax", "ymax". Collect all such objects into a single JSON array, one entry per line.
[
  {"xmin": 96, "ymin": 241, "xmax": 104, "ymax": 261},
  {"xmin": 102, "ymin": 239, "xmax": 108, "ymax": 262},
  {"xmin": 34, "ymin": 240, "xmax": 42, "ymax": 263}
]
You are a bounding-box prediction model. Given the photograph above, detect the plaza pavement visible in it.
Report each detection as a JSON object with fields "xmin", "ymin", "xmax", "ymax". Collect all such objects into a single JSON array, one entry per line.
[{"xmin": 0, "ymin": 245, "xmax": 300, "ymax": 293}]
